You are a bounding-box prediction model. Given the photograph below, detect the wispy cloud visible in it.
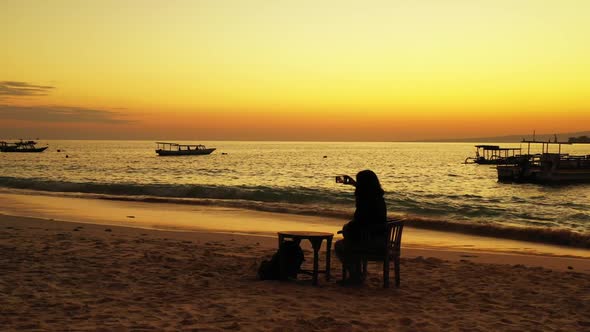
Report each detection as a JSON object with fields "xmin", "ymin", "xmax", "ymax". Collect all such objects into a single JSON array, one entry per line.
[
  {"xmin": 0, "ymin": 81, "xmax": 55, "ymax": 96},
  {"xmin": 0, "ymin": 105, "xmax": 134, "ymax": 124}
]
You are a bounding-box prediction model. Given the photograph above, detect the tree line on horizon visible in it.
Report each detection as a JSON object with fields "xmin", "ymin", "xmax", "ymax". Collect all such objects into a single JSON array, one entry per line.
[{"xmin": 568, "ymin": 135, "xmax": 590, "ymax": 143}]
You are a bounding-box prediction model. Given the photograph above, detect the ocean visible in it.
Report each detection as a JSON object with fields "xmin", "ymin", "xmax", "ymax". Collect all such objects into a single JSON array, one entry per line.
[{"xmin": 1, "ymin": 140, "xmax": 589, "ymax": 247}]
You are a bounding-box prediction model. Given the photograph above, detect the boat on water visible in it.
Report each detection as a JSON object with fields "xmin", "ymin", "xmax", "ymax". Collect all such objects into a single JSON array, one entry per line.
[
  {"xmin": 155, "ymin": 142, "xmax": 216, "ymax": 156},
  {"xmin": 497, "ymin": 140, "xmax": 590, "ymax": 183},
  {"xmin": 0, "ymin": 140, "xmax": 48, "ymax": 153},
  {"xmin": 464, "ymin": 145, "xmax": 522, "ymax": 164}
]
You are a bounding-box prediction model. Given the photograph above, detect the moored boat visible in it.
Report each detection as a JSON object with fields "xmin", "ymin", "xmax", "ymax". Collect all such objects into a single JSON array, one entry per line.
[
  {"xmin": 155, "ymin": 142, "xmax": 216, "ymax": 156},
  {"xmin": 0, "ymin": 140, "xmax": 48, "ymax": 153},
  {"xmin": 465, "ymin": 145, "xmax": 522, "ymax": 164},
  {"xmin": 497, "ymin": 140, "xmax": 590, "ymax": 183}
]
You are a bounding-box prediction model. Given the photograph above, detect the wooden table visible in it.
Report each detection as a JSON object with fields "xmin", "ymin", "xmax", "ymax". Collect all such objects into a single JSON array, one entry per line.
[{"xmin": 277, "ymin": 231, "xmax": 334, "ymax": 285}]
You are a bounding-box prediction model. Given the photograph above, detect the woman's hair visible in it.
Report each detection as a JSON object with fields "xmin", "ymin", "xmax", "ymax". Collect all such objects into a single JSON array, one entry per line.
[{"xmin": 354, "ymin": 169, "xmax": 384, "ymax": 199}]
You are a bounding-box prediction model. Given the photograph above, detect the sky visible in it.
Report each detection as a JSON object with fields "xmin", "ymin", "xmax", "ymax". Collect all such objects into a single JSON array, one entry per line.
[{"xmin": 1, "ymin": 0, "xmax": 589, "ymax": 141}]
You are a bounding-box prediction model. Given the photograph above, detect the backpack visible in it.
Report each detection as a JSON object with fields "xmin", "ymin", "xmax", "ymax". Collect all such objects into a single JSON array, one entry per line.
[{"xmin": 258, "ymin": 240, "xmax": 304, "ymax": 280}]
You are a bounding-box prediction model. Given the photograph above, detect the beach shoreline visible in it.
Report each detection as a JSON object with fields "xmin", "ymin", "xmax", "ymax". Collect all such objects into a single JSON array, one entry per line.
[
  {"xmin": 1, "ymin": 191, "xmax": 590, "ymax": 259},
  {"xmin": 2, "ymin": 185, "xmax": 589, "ymax": 250}
]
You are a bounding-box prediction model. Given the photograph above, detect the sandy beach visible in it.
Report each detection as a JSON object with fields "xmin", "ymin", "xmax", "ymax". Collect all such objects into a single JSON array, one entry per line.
[{"xmin": 0, "ymin": 194, "xmax": 589, "ymax": 331}]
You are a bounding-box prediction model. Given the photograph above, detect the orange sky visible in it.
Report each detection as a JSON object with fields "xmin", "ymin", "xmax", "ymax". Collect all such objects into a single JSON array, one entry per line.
[{"xmin": 1, "ymin": 0, "xmax": 589, "ymax": 141}]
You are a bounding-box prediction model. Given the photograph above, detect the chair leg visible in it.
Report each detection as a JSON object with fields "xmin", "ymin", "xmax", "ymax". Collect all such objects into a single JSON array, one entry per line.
[
  {"xmin": 342, "ymin": 263, "xmax": 347, "ymax": 280},
  {"xmin": 394, "ymin": 256, "xmax": 400, "ymax": 288},
  {"xmin": 383, "ymin": 255, "xmax": 390, "ymax": 288},
  {"xmin": 361, "ymin": 258, "xmax": 368, "ymax": 280}
]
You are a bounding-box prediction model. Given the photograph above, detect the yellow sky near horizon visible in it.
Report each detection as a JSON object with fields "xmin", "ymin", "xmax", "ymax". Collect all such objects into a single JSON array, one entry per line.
[{"xmin": 1, "ymin": 0, "xmax": 589, "ymax": 140}]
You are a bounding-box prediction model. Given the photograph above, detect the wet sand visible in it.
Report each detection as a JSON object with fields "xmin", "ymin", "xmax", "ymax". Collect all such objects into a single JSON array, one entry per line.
[{"xmin": 1, "ymin": 191, "xmax": 589, "ymax": 260}]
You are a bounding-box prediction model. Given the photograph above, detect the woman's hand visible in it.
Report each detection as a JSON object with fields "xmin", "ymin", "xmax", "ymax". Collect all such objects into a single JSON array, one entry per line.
[{"xmin": 336, "ymin": 175, "xmax": 356, "ymax": 186}]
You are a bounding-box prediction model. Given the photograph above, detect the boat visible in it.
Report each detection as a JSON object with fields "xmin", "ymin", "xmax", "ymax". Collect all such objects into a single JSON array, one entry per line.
[
  {"xmin": 0, "ymin": 140, "xmax": 48, "ymax": 153},
  {"xmin": 464, "ymin": 145, "xmax": 522, "ymax": 164},
  {"xmin": 497, "ymin": 140, "xmax": 590, "ymax": 183},
  {"xmin": 155, "ymin": 142, "xmax": 216, "ymax": 156}
]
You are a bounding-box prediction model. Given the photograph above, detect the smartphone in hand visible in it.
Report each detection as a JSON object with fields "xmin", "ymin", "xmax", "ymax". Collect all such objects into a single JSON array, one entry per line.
[{"xmin": 336, "ymin": 175, "xmax": 351, "ymax": 184}]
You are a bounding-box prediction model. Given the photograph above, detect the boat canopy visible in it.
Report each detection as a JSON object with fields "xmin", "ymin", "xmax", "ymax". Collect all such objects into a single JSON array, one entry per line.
[
  {"xmin": 520, "ymin": 140, "xmax": 573, "ymax": 154},
  {"xmin": 474, "ymin": 145, "xmax": 521, "ymax": 151},
  {"xmin": 156, "ymin": 142, "xmax": 208, "ymax": 150}
]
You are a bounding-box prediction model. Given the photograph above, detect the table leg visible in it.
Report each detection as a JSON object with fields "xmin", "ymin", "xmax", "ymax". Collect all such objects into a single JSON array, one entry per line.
[
  {"xmin": 325, "ymin": 237, "xmax": 332, "ymax": 281},
  {"xmin": 278, "ymin": 234, "xmax": 285, "ymax": 280},
  {"xmin": 310, "ymin": 239, "xmax": 322, "ymax": 286}
]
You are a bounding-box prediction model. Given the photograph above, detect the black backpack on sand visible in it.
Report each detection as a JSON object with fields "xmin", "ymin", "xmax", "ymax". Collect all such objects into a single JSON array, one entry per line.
[{"xmin": 258, "ymin": 240, "xmax": 304, "ymax": 280}]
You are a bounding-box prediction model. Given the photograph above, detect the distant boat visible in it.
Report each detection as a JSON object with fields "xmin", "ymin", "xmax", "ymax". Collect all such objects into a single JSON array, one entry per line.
[
  {"xmin": 155, "ymin": 142, "xmax": 216, "ymax": 156},
  {"xmin": 497, "ymin": 140, "xmax": 590, "ymax": 183},
  {"xmin": 0, "ymin": 140, "xmax": 48, "ymax": 153},
  {"xmin": 464, "ymin": 145, "xmax": 522, "ymax": 165}
]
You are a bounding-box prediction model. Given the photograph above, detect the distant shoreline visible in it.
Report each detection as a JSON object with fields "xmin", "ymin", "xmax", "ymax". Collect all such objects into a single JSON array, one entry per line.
[{"xmin": 2, "ymin": 129, "xmax": 589, "ymax": 143}]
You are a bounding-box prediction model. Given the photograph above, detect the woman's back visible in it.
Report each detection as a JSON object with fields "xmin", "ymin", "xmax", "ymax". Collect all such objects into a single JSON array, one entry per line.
[
  {"xmin": 354, "ymin": 195, "xmax": 387, "ymax": 225},
  {"xmin": 345, "ymin": 170, "xmax": 387, "ymax": 242}
]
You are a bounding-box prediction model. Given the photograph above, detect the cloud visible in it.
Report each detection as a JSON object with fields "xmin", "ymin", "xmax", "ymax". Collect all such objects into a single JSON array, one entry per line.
[
  {"xmin": 0, "ymin": 81, "xmax": 55, "ymax": 96},
  {"xmin": 0, "ymin": 105, "xmax": 135, "ymax": 124}
]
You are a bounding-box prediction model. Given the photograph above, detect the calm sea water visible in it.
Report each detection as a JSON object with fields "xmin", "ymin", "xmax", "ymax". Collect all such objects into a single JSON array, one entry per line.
[{"xmin": 1, "ymin": 140, "xmax": 589, "ymax": 240}]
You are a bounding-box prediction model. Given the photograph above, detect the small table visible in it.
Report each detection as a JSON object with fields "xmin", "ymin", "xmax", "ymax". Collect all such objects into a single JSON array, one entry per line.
[{"xmin": 277, "ymin": 231, "xmax": 334, "ymax": 285}]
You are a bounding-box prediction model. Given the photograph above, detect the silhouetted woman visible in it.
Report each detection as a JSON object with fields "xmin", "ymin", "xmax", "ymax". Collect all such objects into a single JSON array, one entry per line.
[{"xmin": 335, "ymin": 170, "xmax": 387, "ymax": 284}]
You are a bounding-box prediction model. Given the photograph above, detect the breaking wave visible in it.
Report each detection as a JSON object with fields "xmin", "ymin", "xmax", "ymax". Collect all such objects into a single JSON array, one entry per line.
[
  {"xmin": 0, "ymin": 176, "xmax": 352, "ymax": 205},
  {"xmin": 0, "ymin": 176, "xmax": 589, "ymax": 248}
]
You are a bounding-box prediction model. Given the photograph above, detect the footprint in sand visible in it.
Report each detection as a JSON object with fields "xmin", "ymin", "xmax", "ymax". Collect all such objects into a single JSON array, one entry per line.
[
  {"xmin": 399, "ymin": 317, "xmax": 413, "ymax": 326},
  {"xmin": 222, "ymin": 322, "xmax": 240, "ymax": 330}
]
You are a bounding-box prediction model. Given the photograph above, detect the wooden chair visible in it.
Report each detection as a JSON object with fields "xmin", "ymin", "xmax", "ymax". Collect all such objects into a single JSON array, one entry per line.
[{"xmin": 341, "ymin": 219, "xmax": 404, "ymax": 288}]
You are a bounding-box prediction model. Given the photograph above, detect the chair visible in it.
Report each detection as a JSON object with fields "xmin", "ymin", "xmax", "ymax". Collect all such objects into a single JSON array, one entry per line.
[{"xmin": 341, "ymin": 219, "xmax": 404, "ymax": 288}]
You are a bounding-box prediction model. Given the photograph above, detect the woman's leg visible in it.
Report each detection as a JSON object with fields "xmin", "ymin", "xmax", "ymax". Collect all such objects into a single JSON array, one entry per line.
[
  {"xmin": 335, "ymin": 239, "xmax": 362, "ymax": 283},
  {"xmin": 335, "ymin": 239, "xmax": 345, "ymax": 262}
]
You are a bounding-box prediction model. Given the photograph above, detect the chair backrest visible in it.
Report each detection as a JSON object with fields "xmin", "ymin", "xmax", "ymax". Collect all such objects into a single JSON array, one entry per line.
[
  {"xmin": 386, "ymin": 219, "xmax": 404, "ymax": 256},
  {"xmin": 357, "ymin": 218, "xmax": 404, "ymax": 260}
]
